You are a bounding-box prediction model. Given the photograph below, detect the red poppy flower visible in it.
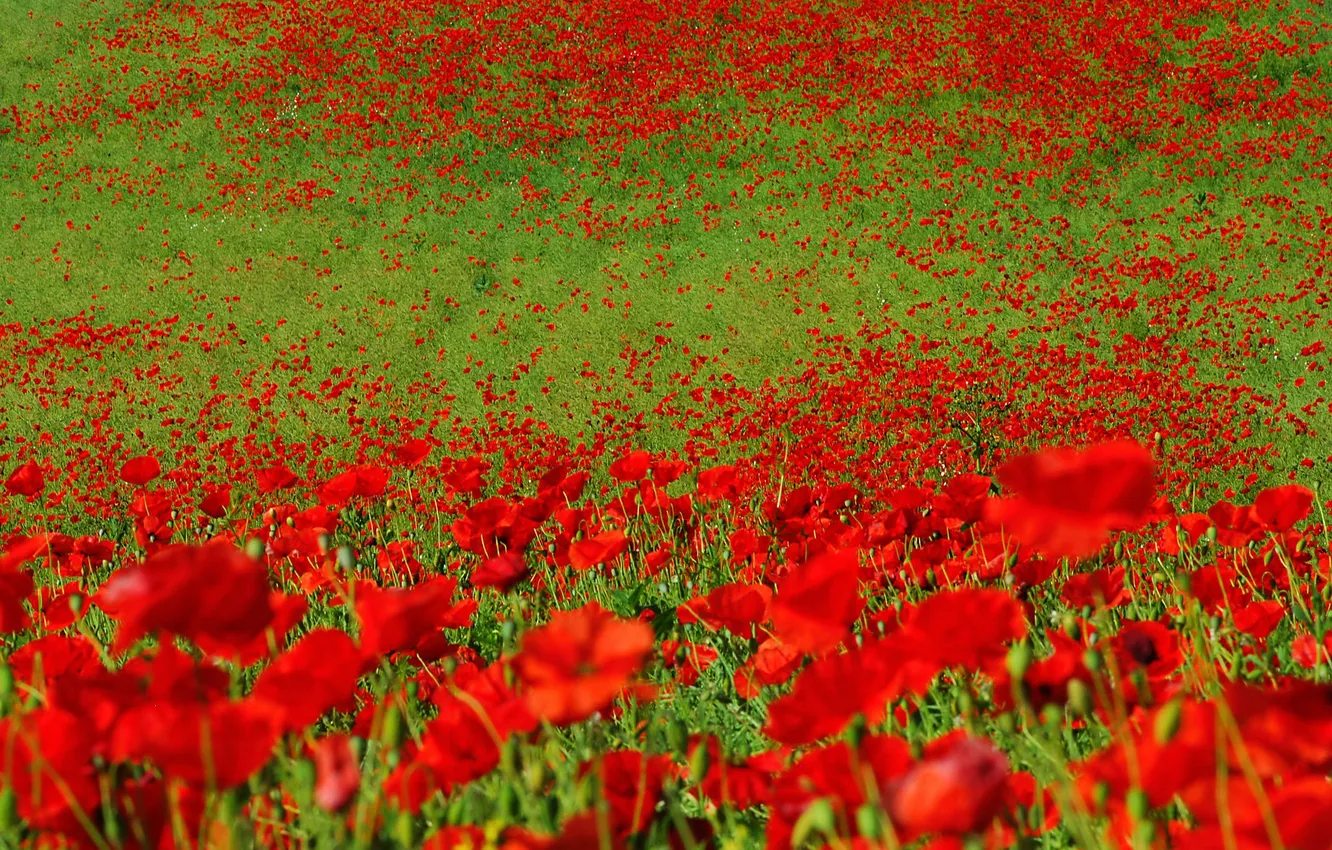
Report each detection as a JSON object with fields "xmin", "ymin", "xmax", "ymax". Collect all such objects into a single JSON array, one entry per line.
[
  {"xmin": 764, "ymin": 637, "xmax": 935, "ymax": 746},
  {"xmin": 569, "ymin": 528, "xmax": 630, "ymax": 571},
  {"xmin": 0, "ymin": 709, "xmax": 101, "ymax": 835},
  {"xmin": 514, "ymin": 602, "xmax": 654, "ymax": 726},
  {"xmin": 677, "ymin": 582, "xmax": 772, "ymax": 636},
  {"xmin": 198, "ymin": 484, "xmax": 232, "ymax": 519},
  {"xmin": 887, "ymin": 734, "xmax": 1011, "ymax": 838},
  {"xmin": 609, "ymin": 450, "xmax": 652, "ymax": 482},
  {"xmin": 900, "ymin": 588, "xmax": 1027, "ymax": 673},
  {"xmin": 986, "ymin": 441, "xmax": 1156, "ymax": 559},
  {"xmin": 4, "ymin": 461, "xmax": 45, "ymax": 498},
  {"xmin": 769, "ymin": 548, "xmax": 864, "ymax": 655},
  {"xmin": 390, "ymin": 437, "xmax": 433, "ymax": 468},
  {"xmin": 95, "ymin": 540, "xmax": 275, "ymax": 652},
  {"xmin": 251, "ymin": 628, "xmax": 363, "ymax": 732},
  {"xmin": 110, "ymin": 698, "xmax": 280, "ymax": 789},
  {"xmin": 356, "ymin": 576, "xmax": 477, "ymax": 659},
  {"xmin": 582, "ymin": 750, "xmax": 673, "ymax": 836},
  {"xmin": 256, "ymin": 463, "xmax": 300, "ymax": 493},
  {"xmin": 312, "ymin": 734, "xmax": 361, "ymax": 812},
  {"xmin": 0, "ymin": 566, "xmax": 34, "ymax": 633},
  {"xmin": 119, "ymin": 454, "xmax": 162, "ymax": 486},
  {"xmin": 1253, "ymin": 484, "xmax": 1314, "ymax": 533},
  {"xmin": 1061, "ymin": 566, "xmax": 1128, "ymax": 610},
  {"xmin": 733, "ymin": 637, "xmax": 804, "ymax": 698},
  {"xmin": 471, "ymin": 549, "xmax": 529, "ymax": 592}
]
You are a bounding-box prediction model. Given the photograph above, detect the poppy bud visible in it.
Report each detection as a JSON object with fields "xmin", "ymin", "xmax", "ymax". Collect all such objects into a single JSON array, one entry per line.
[
  {"xmin": 525, "ymin": 760, "xmax": 548, "ymax": 796},
  {"xmin": 1006, "ymin": 641, "xmax": 1032, "ymax": 680},
  {"xmin": 1126, "ymin": 787, "xmax": 1150, "ymax": 821},
  {"xmin": 1154, "ymin": 699, "xmax": 1183, "ymax": 744},
  {"xmin": 1061, "ymin": 612, "xmax": 1081, "ymax": 641},
  {"xmin": 688, "ymin": 739, "xmax": 711, "ymax": 782},
  {"xmin": 245, "ymin": 537, "xmax": 263, "ymax": 560},
  {"xmin": 792, "ymin": 798, "xmax": 837, "ymax": 849},
  {"xmin": 1112, "ymin": 540, "xmax": 1124, "ymax": 561},
  {"xmin": 1205, "ymin": 526, "xmax": 1217, "ymax": 546},
  {"xmin": 1066, "ymin": 679, "xmax": 1092, "ymax": 718},
  {"xmin": 1134, "ymin": 819, "xmax": 1156, "ymax": 847},
  {"xmin": 385, "ymin": 498, "xmax": 397, "ymax": 512},
  {"xmin": 1040, "ymin": 703, "xmax": 1063, "ymax": 731},
  {"xmin": 855, "ymin": 804, "xmax": 884, "ymax": 840},
  {"xmin": 379, "ymin": 704, "xmax": 403, "ymax": 751},
  {"xmin": 337, "ymin": 545, "xmax": 355, "ymax": 571},
  {"xmin": 845, "ymin": 713, "xmax": 868, "ymax": 748},
  {"xmin": 1083, "ymin": 648, "xmax": 1103, "ymax": 672},
  {"xmin": 1091, "ymin": 781, "xmax": 1110, "ymax": 813},
  {"xmin": 666, "ymin": 719, "xmax": 689, "ymax": 756},
  {"xmin": 996, "ymin": 712, "xmax": 1017, "ymax": 735}
]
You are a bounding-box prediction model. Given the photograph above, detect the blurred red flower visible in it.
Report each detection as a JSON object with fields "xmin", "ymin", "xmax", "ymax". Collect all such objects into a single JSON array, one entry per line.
[
  {"xmin": 95, "ymin": 540, "xmax": 275, "ymax": 652},
  {"xmin": 4, "ymin": 461, "xmax": 45, "ymax": 498},
  {"xmin": 770, "ymin": 548, "xmax": 864, "ymax": 655},
  {"xmin": 986, "ymin": 440, "xmax": 1157, "ymax": 559},
  {"xmin": 119, "ymin": 454, "xmax": 162, "ymax": 486},
  {"xmin": 312, "ymin": 734, "xmax": 361, "ymax": 811},
  {"xmin": 514, "ymin": 602, "xmax": 654, "ymax": 726}
]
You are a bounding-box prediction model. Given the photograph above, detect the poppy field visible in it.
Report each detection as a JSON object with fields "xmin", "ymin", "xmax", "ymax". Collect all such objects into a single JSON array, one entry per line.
[{"xmin": 3, "ymin": 0, "xmax": 1332, "ymax": 846}]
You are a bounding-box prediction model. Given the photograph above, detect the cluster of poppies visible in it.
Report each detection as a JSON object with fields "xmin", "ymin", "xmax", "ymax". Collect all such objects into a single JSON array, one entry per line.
[{"xmin": 2, "ymin": 438, "xmax": 1331, "ymax": 848}]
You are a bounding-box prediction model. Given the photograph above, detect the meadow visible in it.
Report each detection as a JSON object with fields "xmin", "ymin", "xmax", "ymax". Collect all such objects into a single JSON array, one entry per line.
[{"xmin": 2, "ymin": 0, "xmax": 1332, "ymax": 846}]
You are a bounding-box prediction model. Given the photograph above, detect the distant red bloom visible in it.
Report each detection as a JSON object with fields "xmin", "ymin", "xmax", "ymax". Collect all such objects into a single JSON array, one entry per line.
[
  {"xmin": 95, "ymin": 540, "xmax": 275, "ymax": 652},
  {"xmin": 583, "ymin": 750, "xmax": 674, "ymax": 836},
  {"xmin": 120, "ymin": 454, "xmax": 162, "ymax": 486},
  {"xmin": 390, "ymin": 437, "xmax": 433, "ymax": 468},
  {"xmin": 764, "ymin": 636, "xmax": 936, "ymax": 746},
  {"xmin": 900, "ymin": 587, "xmax": 1026, "ymax": 673},
  {"xmin": 0, "ymin": 567, "xmax": 34, "ymax": 633},
  {"xmin": 677, "ymin": 582, "xmax": 771, "ymax": 636},
  {"xmin": 696, "ymin": 464, "xmax": 740, "ymax": 502},
  {"xmin": 888, "ymin": 734, "xmax": 1011, "ymax": 838},
  {"xmin": 197, "ymin": 484, "xmax": 231, "ymax": 519},
  {"xmin": 471, "ymin": 549, "xmax": 529, "ymax": 592},
  {"xmin": 251, "ymin": 628, "xmax": 363, "ymax": 732},
  {"xmin": 256, "ymin": 463, "xmax": 300, "ymax": 493},
  {"xmin": 1062, "ymin": 566, "xmax": 1128, "ymax": 610},
  {"xmin": 356, "ymin": 576, "xmax": 477, "ymax": 658},
  {"xmin": 769, "ymin": 548, "xmax": 864, "ymax": 655},
  {"xmin": 514, "ymin": 602, "xmax": 654, "ymax": 726},
  {"xmin": 569, "ymin": 528, "xmax": 630, "ymax": 570},
  {"xmin": 733, "ymin": 637, "xmax": 804, "ymax": 698},
  {"xmin": 4, "ymin": 461, "xmax": 45, "ymax": 498},
  {"xmin": 1253, "ymin": 484, "xmax": 1314, "ymax": 533},
  {"xmin": 312, "ymin": 734, "xmax": 360, "ymax": 812},
  {"xmin": 110, "ymin": 698, "xmax": 280, "ymax": 789},
  {"xmin": 319, "ymin": 465, "xmax": 391, "ymax": 506},
  {"xmin": 986, "ymin": 440, "xmax": 1156, "ymax": 559},
  {"xmin": 660, "ymin": 639, "xmax": 718, "ymax": 687},
  {"xmin": 0, "ymin": 708, "xmax": 100, "ymax": 835},
  {"xmin": 609, "ymin": 449, "xmax": 652, "ymax": 482}
]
